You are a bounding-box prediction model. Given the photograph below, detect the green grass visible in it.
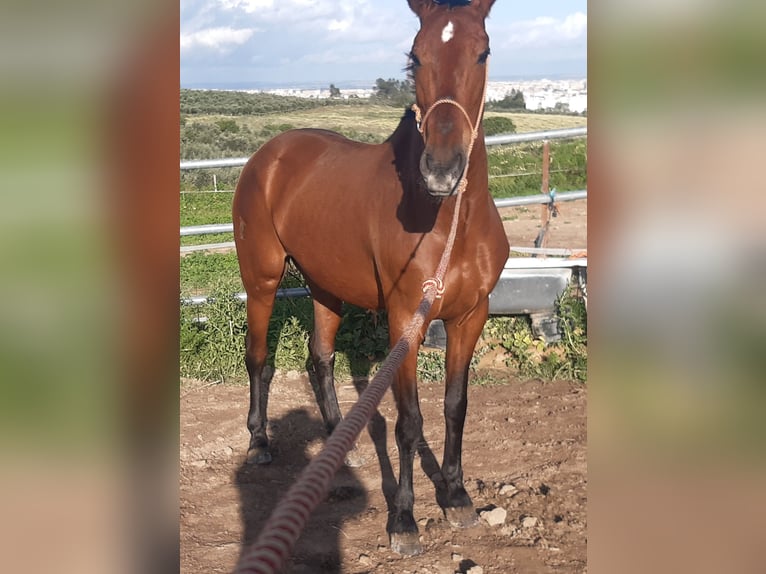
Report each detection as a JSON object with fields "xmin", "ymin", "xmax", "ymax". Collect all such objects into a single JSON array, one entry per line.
[
  {"xmin": 179, "ymin": 284, "xmax": 587, "ymax": 384},
  {"xmin": 488, "ymin": 138, "xmax": 587, "ymax": 198},
  {"xmin": 180, "ymin": 192, "xmax": 235, "ymax": 226}
]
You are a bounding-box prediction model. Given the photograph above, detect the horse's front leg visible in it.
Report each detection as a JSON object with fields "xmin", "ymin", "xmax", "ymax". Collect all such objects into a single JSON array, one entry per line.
[
  {"xmin": 439, "ymin": 298, "xmax": 490, "ymax": 527},
  {"xmin": 386, "ymin": 316, "xmax": 426, "ymax": 556}
]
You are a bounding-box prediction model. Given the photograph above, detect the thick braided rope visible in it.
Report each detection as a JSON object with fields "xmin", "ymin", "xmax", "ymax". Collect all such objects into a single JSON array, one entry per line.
[{"xmin": 235, "ymin": 61, "xmax": 490, "ymax": 574}]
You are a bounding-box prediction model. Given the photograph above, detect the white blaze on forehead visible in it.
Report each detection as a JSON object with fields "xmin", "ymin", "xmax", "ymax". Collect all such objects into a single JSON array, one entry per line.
[{"xmin": 441, "ymin": 21, "xmax": 454, "ymax": 43}]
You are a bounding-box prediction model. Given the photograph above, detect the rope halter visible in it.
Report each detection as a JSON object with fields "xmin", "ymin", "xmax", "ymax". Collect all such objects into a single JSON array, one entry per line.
[{"xmin": 411, "ymin": 59, "xmax": 489, "ymax": 298}]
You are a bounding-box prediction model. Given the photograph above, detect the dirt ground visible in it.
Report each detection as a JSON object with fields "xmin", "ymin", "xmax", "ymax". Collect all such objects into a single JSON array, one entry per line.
[
  {"xmin": 180, "ymin": 370, "xmax": 586, "ymax": 574},
  {"xmin": 180, "ymin": 200, "xmax": 587, "ymax": 573},
  {"xmin": 499, "ymin": 199, "xmax": 587, "ymax": 254}
]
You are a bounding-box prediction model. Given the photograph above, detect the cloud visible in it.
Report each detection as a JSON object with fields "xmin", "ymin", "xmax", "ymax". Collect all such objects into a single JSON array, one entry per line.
[
  {"xmin": 180, "ymin": 1, "xmax": 586, "ymax": 85},
  {"xmin": 218, "ymin": 0, "xmax": 335, "ymax": 22},
  {"xmin": 492, "ymin": 11, "xmax": 586, "ymax": 50},
  {"xmin": 328, "ymin": 18, "xmax": 351, "ymax": 32},
  {"xmin": 218, "ymin": 0, "xmax": 274, "ymax": 12},
  {"xmin": 180, "ymin": 26, "xmax": 257, "ymax": 53}
]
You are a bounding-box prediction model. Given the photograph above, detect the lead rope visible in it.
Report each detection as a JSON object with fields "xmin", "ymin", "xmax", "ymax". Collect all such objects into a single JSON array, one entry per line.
[{"xmin": 235, "ymin": 61, "xmax": 490, "ymax": 574}]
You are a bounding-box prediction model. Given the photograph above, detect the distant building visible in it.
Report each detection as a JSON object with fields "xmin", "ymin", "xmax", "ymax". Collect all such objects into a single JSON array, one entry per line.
[{"xmin": 248, "ymin": 78, "xmax": 587, "ymax": 113}]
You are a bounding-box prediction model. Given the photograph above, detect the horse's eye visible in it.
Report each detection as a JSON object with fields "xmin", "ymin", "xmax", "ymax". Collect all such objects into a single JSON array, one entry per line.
[
  {"xmin": 478, "ymin": 49, "xmax": 491, "ymax": 64},
  {"xmin": 409, "ymin": 52, "xmax": 421, "ymax": 68}
]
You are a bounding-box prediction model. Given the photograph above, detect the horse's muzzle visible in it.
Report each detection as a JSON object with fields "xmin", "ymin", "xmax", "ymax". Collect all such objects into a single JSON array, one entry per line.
[{"xmin": 420, "ymin": 151, "xmax": 466, "ymax": 197}]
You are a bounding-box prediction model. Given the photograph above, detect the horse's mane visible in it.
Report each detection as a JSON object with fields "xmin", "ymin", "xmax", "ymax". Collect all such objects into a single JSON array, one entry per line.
[{"xmin": 383, "ymin": 107, "xmax": 418, "ymax": 144}]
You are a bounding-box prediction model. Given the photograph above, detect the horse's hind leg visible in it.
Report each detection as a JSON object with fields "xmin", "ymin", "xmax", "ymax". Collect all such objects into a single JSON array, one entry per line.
[
  {"xmin": 439, "ymin": 298, "xmax": 491, "ymax": 527},
  {"xmin": 243, "ymin": 284, "xmax": 280, "ymax": 464},
  {"xmin": 238, "ymin": 240, "xmax": 286, "ymax": 464},
  {"xmin": 308, "ymin": 287, "xmax": 344, "ymax": 435},
  {"xmin": 307, "ymin": 286, "xmax": 364, "ymax": 467}
]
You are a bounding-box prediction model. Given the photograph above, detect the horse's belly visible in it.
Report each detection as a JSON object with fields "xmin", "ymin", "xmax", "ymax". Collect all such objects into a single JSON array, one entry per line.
[{"xmin": 278, "ymin": 219, "xmax": 382, "ymax": 309}]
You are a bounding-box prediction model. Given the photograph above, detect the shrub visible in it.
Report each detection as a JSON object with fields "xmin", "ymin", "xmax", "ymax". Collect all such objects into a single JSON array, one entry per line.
[{"xmin": 483, "ymin": 116, "xmax": 516, "ymax": 136}]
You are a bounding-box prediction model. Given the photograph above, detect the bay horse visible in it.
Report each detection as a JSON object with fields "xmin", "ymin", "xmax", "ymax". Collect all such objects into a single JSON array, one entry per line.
[{"xmin": 233, "ymin": 0, "xmax": 508, "ymax": 556}]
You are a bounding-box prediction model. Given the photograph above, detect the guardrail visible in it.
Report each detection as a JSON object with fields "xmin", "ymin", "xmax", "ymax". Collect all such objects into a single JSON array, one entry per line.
[
  {"xmin": 179, "ymin": 126, "xmax": 587, "ymax": 171},
  {"xmin": 180, "ymin": 189, "xmax": 586, "ymax": 245}
]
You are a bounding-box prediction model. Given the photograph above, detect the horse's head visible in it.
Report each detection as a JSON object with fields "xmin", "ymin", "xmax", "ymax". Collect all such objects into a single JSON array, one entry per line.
[{"xmin": 407, "ymin": 0, "xmax": 495, "ymax": 197}]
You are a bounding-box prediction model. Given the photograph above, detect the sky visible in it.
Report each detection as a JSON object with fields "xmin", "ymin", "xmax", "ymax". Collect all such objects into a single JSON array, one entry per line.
[{"xmin": 180, "ymin": 0, "xmax": 587, "ymax": 89}]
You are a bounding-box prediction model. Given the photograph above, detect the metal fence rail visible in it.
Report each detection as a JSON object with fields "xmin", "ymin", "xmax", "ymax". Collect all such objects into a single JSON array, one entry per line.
[
  {"xmin": 181, "ymin": 223, "xmax": 234, "ymax": 236},
  {"xmin": 483, "ymin": 126, "xmax": 586, "ymax": 147},
  {"xmin": 179, "ymin": 126, "xmax": 587, "ymax": 171},
  {"xmin": 180, "ymin": 190, "xmax": 587, "ymax": 242}
]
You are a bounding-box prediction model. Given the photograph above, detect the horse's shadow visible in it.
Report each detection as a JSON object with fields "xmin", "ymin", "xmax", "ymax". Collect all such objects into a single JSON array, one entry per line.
[{"xmin": 235, "ymin": 408, "xmax": 368, "ymax": 573}]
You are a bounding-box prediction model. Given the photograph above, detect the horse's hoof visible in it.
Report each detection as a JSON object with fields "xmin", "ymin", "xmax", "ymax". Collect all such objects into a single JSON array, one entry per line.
[
  {"xmin": 389, "ymin": 532, "xmax": 422, "ymax": 556},
  {"xmin": 444, "ymin": 506, "xmax": 479, "ymax": 528},
  {"xmin": 246, "ymin": 447, "xmax": 272, "ymax": 465}
]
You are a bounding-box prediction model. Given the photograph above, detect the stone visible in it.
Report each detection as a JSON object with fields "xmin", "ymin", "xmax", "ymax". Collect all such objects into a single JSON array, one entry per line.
[
  {"xmin": 521, "ymin": 516, "xmax": 538, "ymax": 528},
  {"xmin": 480, "ymin": 506, "xmax": 507, "ymax": 526},
  {"xmin": 451, "ymin": 552, "xmax": 463, "ymax": 562},
  {"xmin": 499, "ymin": 484, "xmax": 519, "ymax": 497}
]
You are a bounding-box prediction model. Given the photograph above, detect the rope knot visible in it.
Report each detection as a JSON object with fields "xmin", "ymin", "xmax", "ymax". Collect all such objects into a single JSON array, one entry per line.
[
  {"xmin": 422, "ymin": 277, "xmax": 445, "ymax": 299},
  {"xmin": 411, "ymin": 103, "xmax": 423, "ymax": 133}
]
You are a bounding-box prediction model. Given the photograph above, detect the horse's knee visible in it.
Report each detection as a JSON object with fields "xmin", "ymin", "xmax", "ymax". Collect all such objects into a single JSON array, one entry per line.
[{"xmin": 395, "ymin": 409, "xmax": 423, "ymax": 450}]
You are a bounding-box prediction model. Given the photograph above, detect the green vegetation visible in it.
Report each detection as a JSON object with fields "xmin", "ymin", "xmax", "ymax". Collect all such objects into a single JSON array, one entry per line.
[
  {"xmin": 180, "ymin": 285, "xmax": 390, "ymax": 382},
  {"xmin": 482, "ymin": 116, "xmax": 516, "ymax": 136},
  {"xmin": 371, "ymin": 77, "xmax": 415, "ymax": 107},
  {"xmin": 181, "ymin": 88, "xmax": 367, "ymax": 116},
  {"xmin": 482, "ymin": 287, "xmax": 587, "ymax": 382},
  {"xmin": 487, "ymin": 138, "xmax": 587, "ymax": 199},
  {"xmin": 487, "ymin": 88, "xmax": 526, "ymax": 111},
  {"xmin": 179, "ymin": 283, "xmax": 587, "ymax": 384}
]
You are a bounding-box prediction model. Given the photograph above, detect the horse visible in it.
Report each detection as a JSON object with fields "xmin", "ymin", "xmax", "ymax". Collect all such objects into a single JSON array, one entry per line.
[{"xmin": 232, "ymin": 0, "xmax": 508, "ymax": 556}]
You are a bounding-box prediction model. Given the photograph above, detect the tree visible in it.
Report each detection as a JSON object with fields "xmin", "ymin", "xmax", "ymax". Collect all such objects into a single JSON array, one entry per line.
[
  {"xmin": 329, "ymin": 84, "xmax": 341, "ymax": 98},
  {"xmin": 492, "ymin": 89, "xmax": 526, "ymax": 110},
  {"xmin": 372, "ymin": 77, "xmax": 414, "ymax": 107},
  {"xmin": 482, "ymin": 116, "xmax": 516, "ymax": 136},
  {"xmin": 216, "ymin": 118, "xmax": 239, "ymax": 133}
]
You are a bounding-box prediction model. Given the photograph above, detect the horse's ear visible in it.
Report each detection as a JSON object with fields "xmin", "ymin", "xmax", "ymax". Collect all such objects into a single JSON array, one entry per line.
[
  {"xmin": 407, "ymin": 0, "xmax": 434, "ymax": 20},
  {"xmin": 408, "ymin": 0, "xmax": 495, "ymax": 19},
  {"xmin": 474, "ymin": 0, "xmax": 497, "ymax": 18}
]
